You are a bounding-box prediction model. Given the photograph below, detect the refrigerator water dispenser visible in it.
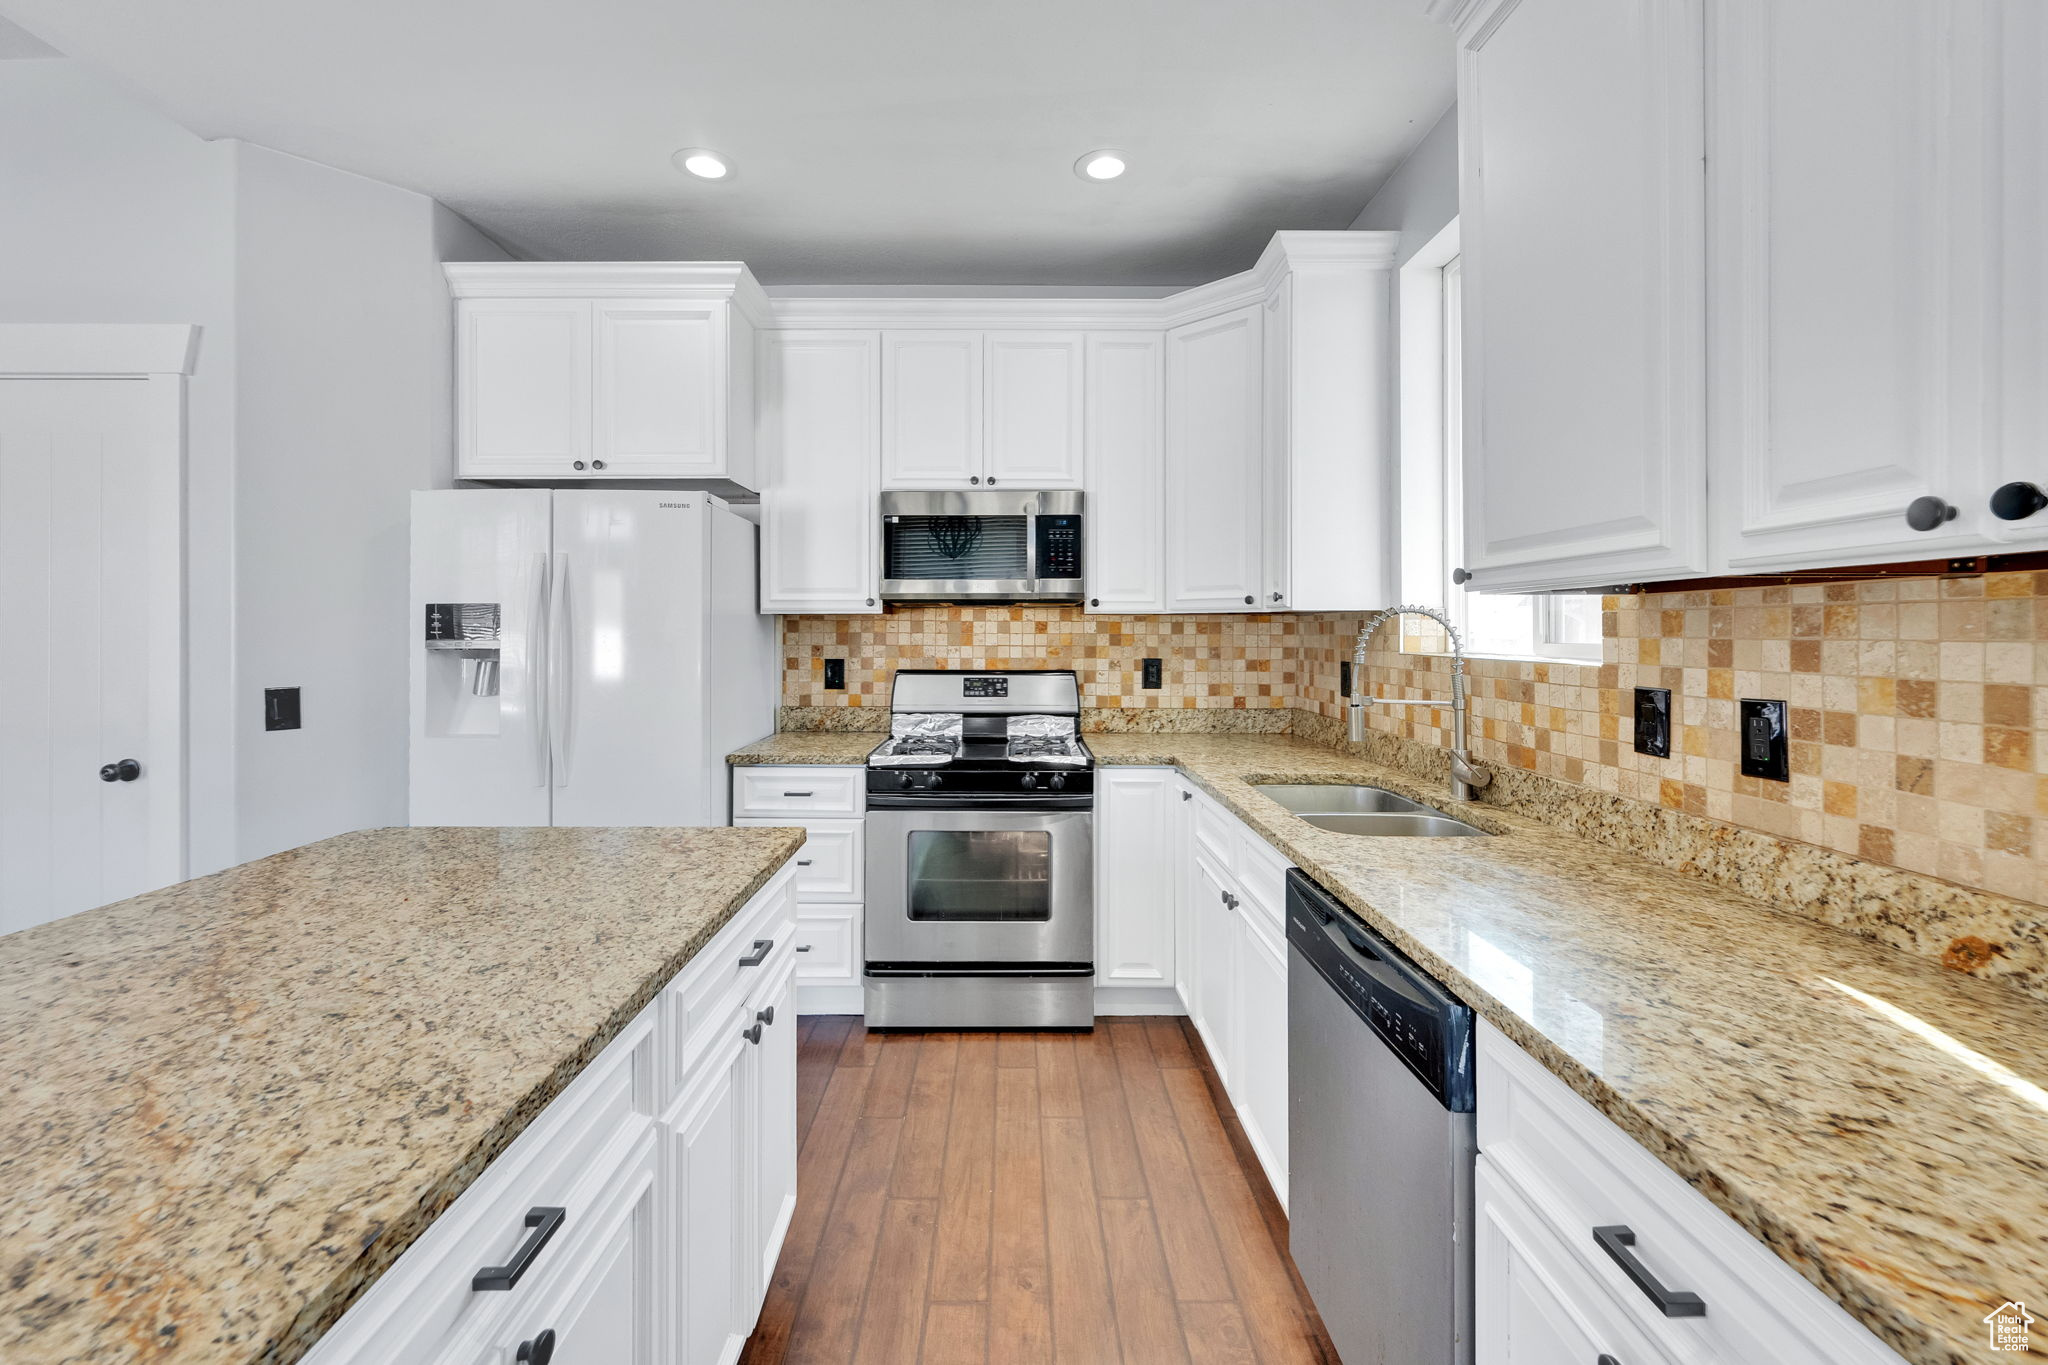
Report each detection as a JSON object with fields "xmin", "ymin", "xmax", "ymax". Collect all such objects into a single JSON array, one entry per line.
[{"xmin": 423, "ymin": 602, "xmax": 502, "ymax": 735}]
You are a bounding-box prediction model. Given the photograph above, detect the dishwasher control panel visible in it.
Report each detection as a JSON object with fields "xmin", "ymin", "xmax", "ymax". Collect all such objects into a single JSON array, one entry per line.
[{"xmin": 1286, "ymin": 869, "xmax": 1475, "ymax": 1111}]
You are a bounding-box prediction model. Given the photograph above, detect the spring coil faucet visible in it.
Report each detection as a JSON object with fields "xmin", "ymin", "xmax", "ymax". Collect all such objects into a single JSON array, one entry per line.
[{"xmin": 1349, "ymin": 604, "xmax": 1493, "ymax": 803}]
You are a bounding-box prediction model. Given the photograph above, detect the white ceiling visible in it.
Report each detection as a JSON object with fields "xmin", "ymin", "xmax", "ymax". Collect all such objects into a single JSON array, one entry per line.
[{"xmin": 2, "ymin": 0, "xmax": 1452, "ymax": 286}]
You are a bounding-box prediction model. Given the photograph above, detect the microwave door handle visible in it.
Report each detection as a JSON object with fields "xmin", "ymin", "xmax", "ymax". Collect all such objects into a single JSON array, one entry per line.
[
  {"xmin": 1025, "ymin": 510, "xmax": 1038, "ymax": 588},
  {"xmin": 530, "ymin": 552, "xmax": 550, "ymax": 787}
]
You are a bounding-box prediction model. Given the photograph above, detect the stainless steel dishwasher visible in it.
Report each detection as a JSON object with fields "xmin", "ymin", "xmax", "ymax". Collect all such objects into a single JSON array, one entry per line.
[{"xmin": 1287, "ymin": 869, "xmax": 1476, "ymax": 1365}]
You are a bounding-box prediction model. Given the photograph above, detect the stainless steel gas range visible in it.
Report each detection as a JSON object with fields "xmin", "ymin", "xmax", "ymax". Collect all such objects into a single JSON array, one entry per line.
[{"xmin": 862, "ymin": 670, "xmax": 1094, "ymax": 1029}]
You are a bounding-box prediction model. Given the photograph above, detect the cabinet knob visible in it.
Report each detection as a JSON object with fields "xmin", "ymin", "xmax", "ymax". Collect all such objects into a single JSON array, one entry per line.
[
  {"xmin": 743, "ymin": 1022, "xmax": 763, "ymax": 1045},
  {"xmin": 969, "ymin": 475, "xmax": 981, "ymax": 485},
  {"xmin": 571, "ymin": 460, "xmax": 585, "ymax": 471},
  {"xmin": 1990, "ymin": 481, "xmax": 2048, "ymax": 521},
  {"xmin": 986, "ymin": 477, "xmax": 997, "ymax": 485},
  {"xmin": 1904, "ymin": 495, "xmax": 1958, "ymax": 532},
  {"xmin": 757, "ymin": 1005, "xmax": 776, "ymax": 1026},
  {"xmin": 866, "ymin": 597, "xmax": 876, "ymax": 607},
  {"xmin": 516, "ymin": 1329, "xmax": 557, "ymax": 1365},
  {"xmin": 1451, "ymin": 567, "xmax": 1472, "ymax": 586},
  {"xmin": 1270, "ymin": 592, "xmax": 1283, "ymax": 602},
  {"xmin": 1089, "ymin": 598, "xmax": 1100, "ymax": 607},
  {"xmin": 591, "ymin": 459, "xmax": 606, "ymax": 471},
  {"xmin": 99, "ymin": 759, "xmax": 141, "ymax": 783},
  {"xmin": 1597, "ymin": 1358, "xmax": 1620, "ymax": 1365},
  {"xmin": 1243, "ymin": 595, "xmax": 1254, "ymax": 605}
]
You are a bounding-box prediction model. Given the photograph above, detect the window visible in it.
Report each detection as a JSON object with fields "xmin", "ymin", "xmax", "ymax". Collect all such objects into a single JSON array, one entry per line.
[{"xmin": 1399, "ymin": 230, "xmax": 1600, "ymax": 661}]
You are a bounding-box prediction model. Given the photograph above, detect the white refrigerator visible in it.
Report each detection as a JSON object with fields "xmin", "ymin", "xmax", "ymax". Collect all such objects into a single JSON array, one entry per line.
[{"xmin": 409, "ymin": 489, "xmax": 773, "ymax": 827}]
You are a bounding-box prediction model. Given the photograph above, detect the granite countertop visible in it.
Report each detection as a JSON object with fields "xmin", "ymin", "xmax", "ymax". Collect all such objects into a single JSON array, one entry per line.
[
  {"xmin": 0, "ymin": 824, "xmax": 804, "ymax": 1365},
  {"xmin": 1080, "ymin": 732, "xmax": 2046, "ymax": 1365},
  {"xmin": 727, "ymin": 731, "xmax": 880, "ymax": 765}
]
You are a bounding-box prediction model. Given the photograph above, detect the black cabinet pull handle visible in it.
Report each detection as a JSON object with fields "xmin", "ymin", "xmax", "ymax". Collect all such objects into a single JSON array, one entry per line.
[
  {"xmin": 473, "ymin": 1207, "xmax": 566, "ymax": 1291},
  {"xmin": 757, "ymin": 1005, "xmax": 776, "ymax": 1026},
  {"xmin": 1991, "ymin": 481, "xmax": 2048, "ymax": 521},
  {"xmin": 743, "ymin": 1022, "xmax": 763, "ymax": 1044},
  {"xmin": 1593, "ymin": 1226, "xmax": 1705, "ymax": 1317},
  {"xmin": 796, "ymin": 944, "xmax": 813, "ymax": 952},
  {"xmin": 783, "ymin": 790, "xmax": 814, "ymax": 797},
  {"xmin": 796, "ymin": 858, "xmax": 813, "ymax": 866},
  {"xmin": 739, "ymin": 938, "xmax": 773, "ymax": 968},
  {"xmin": 517, "ymin": 1329, "xmax": 556, "ymax": 1364}
]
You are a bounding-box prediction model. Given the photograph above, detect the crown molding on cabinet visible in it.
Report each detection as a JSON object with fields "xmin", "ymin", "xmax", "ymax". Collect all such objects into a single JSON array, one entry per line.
[
  {"xmin": 1426, "ymin": 0, "xmax": 1518, "ymax": 42},
  {"xmin": 763, "ymin": 231, "xmax": 1400, "ymax": 332},
  {"xmin": 0, "ymin": 323, "xmax": 201, "ymax": 376},
  {"xmin": 444, "ymin": 261, "xmax": 775, "ymax": 326}
]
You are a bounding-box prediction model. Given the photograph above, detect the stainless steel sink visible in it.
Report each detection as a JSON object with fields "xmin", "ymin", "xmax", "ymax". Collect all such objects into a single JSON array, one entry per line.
[
  {"xmin": 1296, "ymin": 812, "xmax": 1489, "ymax": 838},
  {"xmin": 1254, "ymin": 783, "xmax": 1435, "ymax": 816}
]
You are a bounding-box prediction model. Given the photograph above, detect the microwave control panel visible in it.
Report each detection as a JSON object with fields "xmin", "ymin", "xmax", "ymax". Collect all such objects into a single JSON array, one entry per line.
[{"xmin": 1035, "ymin": 515, "xmax": 1082, "ymax": 579}]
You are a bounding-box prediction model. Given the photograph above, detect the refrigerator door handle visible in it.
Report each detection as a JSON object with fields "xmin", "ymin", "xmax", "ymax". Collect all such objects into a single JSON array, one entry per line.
[
  {"xmin": 551, "ymin": 554, "xmax": 573, "ymax": 788},
  {"xmin": 531, "ymin": 552, "xmax": 551, "ymax": 787}
]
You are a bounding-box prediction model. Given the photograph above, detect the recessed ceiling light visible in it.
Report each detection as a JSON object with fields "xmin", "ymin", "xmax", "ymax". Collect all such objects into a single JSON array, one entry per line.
[
  {"xmin": 1075, "ymin": 150, "xmax": 1127, "ymax": 182},
  {"xmin": 672, "ymin": 148, "xmax": 731, "ymax": 180}
]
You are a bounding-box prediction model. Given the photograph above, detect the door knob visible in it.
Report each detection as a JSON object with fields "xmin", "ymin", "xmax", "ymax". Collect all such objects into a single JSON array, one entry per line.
[
  {"xmin": 1990, "ymin": 481, "xmax": 2048, "ymax": 521},
  {"xmin": 1904, "ymin": 495, "xmax": 1958, "ymax": 531},
  {"xmin": 99, "ymin": 759, "xmax": 141, "ymax": 783}
]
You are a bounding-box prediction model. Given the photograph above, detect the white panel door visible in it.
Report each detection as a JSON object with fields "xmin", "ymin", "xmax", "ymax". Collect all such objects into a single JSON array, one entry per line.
[
  {"xmin": 459, "ymin": 300, "xmax": 593, "ymax": 480},
  {"xmin": 985, "ymin": 332, "xmax": 1084, "ymax": 487},
  {"xmin": 759, "ymin": 331, "xmax": 881, "ymax": 614},
  {"xmin": 1083, "ymin": 333, "xmax": 1165, "ymax": 613},
  {"xmin": 0, "ymin": 377, "xmax": 183, "ymax": 933},
  {"xmin": 1260, "ymin": 280, "xmax": 1293, "ymax": 609},
  {"xmin": 882, "ymin": 331, "xmax": 983, "ymax": 488},
  {"xmin": 670, "ymin": 1033, "xmax": 750, "ymax": 1365},
  {"xmin": 1095, "ymin": 768, "xmax": 1177, "ymax": 988},
  {"xmin": 593, "ymin": 301, "xmax": 720, "ymax": 479},
  {"xmin": 408, "ymin": 490, "xmax": 554, "ymax": 828},
  {"xmin": 1232, "ymin": 918, "xmax": 1289, "ymax": 1207},
  {"xmin": 1189, "ymin": 852, "xmax": 1239, "ymax": 1089},
  {"xmin": 548, "ymin": 491, "xmax": 708, "ymax": 827},
  {"xmin": 489, "ymin": 1131, "xmax": 663, "ymax": 1365},
  {"xmin": 1165, "ymin": 306, "xmax": 1265, "ymax": 611},
  {"xmin": 748, "ymin": 956, "xmax": 799, "ymax": 1300},
  {"xmin": 1710, "ymin": 0, "xmax": 1999, "ymax": 569},
  {"xmin": 1456, "ymin": 0, "xmax": 1707, "ymax": 589},
  {"xmin": 1988, "ymin": 1, "xmax": 2048, "ymax": 546}
]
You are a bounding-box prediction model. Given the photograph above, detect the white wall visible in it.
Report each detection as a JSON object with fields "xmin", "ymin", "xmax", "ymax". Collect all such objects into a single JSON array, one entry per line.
[
  {"xmin": 0, "ymin": 57, "xmax": 507, "ymax": 875},
  {"xmin": 231, "ymin": 143, "xmax": 506, "ymax": 861},
  {"xmin": 1347, "ymin": 104, "xmax": 1459, "ymax": 261}
]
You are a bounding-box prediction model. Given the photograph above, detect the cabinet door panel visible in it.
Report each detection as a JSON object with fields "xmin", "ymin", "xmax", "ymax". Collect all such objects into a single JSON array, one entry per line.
[
  {"xmin": 461, "ymin": 301, "xmax": 592, "ymax": 479},
  {"xmin": 1083, "ymin": 333, "xmax": 1165, "ymax": 612},
  {"xmin": 1711, "ymin": 0, "xmax": 1996, "ymax": 567},
  {"xmin": 1457, "ymin": 0, "xmax": 1706, "ymax": 588},
  {"xmin": 593, "ymin": 303, "xmax": 720, "ymax": 477},
  {"xmin": 759, "ymin": 332, "xmax": 880, "ymax": 613},
  {"xmin": 882, "ymin": 332, "xmax": 982, "ymax": 488},
  {"xmin": 1189, "ymin": 852, "xmax": 1238, "ymax": 1088},
  {"xmin": 1165, "ymin": 307, "xmax": 1264, "ymax": 611},
  {"xmin": 750, "ymin": 961, "xmax": 799, "ymax": 1300},
  {"xmin": 670, "ymin": 1036, "xmax": 749, "ymax": 1365},
  {"xmin": 1095, "ymin": 768, "xmax": 1176, "ymax": 987},
  {"xmin": 1989, "ymin": 2, "xmax": 2048, "ymax": 546},
  {"xmin": 1233, "ymin": 920, "xmax": 1288, "ymax": 1208},
  {"xmin": 986, "ymin": 332, "xmax": 1084, "ymax": 487}
]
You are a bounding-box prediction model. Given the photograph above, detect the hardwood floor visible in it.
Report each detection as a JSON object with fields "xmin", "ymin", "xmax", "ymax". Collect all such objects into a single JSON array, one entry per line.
[{"xmin": 741, "ymin": 1016, "xmax": 1339, "ymax": 1365}]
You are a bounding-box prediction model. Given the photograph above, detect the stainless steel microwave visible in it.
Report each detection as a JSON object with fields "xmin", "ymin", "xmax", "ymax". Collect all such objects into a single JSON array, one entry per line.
[{"xmin": 879, "ymin": 490, "xmax": 1083, "ymax": 604}]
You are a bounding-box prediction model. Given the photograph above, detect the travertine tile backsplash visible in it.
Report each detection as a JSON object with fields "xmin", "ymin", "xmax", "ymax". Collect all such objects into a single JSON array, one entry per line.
[{"xmin": 782, "ymin": 571, "xmax": 2047, "ymax": 907}]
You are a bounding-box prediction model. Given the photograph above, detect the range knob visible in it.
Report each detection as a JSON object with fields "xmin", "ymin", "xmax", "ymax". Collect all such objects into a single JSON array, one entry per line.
[
  {"xmin": 1022, "ymin": 773, "xmax": 1038, "ymax": 789},
  {"xmin": 924, "ymin": 772, "xmax": 943, "ymax": 790},
  {"xmin": 893, "ymin": 771, "xmax": 910, "ymax": 789},
  {"xmin": 1050, "ymin": 772, "xmax": 1067, "ymax": 791}
]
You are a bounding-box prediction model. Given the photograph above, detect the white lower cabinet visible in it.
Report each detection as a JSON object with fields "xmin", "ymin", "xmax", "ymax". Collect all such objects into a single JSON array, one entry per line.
[
  {"xmin": 301, "ymin": 867, "xmax": 798, "ymax": 1365},
  {"xmin": 1476, "ymin": 1021, "xmax": 1907, "ymax": 1365},
  {"xmin": 732, "ymin": 766, "xmax": 866, "ymax": 1012},
  {"xmin": 1094, "ymin": 768, "xmax": 1178, "ymax": 991}
]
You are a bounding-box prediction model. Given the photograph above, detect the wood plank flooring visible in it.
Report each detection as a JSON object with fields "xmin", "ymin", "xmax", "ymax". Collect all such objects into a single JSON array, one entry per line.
[{"xmin": 741, "ymin": 1016, "xmax": 1339, "ymax": 1365}]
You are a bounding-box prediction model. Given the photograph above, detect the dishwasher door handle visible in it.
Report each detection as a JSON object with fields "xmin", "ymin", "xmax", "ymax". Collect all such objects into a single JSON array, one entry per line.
[{"xmin": 1593, "ymin": 1225, "xmax": 1706, "ymax": 1317}]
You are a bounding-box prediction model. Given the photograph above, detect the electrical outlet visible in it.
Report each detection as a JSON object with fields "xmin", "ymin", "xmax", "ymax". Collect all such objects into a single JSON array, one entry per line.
[
  {"xmin": 823, "ymin": 658, "xmax": 846, "ymax": 690},
  {"xmin": 1633, "ymin": 687, "xmax": 1672, "ymax": 758},
  {"xmin": 1141, "ymin": 657, "xmax": 1163, "ymax": 690},
  {"xmin": 1340, "ymin": 660, "xmax": 1353, "ymax": 699},
  {"xmin": 1739, "ymin": 698, "xmax": 1789, "ymax": 781},
  {"xmin": 265, "ymin": 687, "xmax": 301, "ymax": 732}
]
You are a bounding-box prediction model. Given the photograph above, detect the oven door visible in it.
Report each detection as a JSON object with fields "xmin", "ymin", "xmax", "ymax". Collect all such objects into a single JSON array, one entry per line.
[{"xmin": 864, "ymin": 806, "xmax": 1093, "ymax": 967}]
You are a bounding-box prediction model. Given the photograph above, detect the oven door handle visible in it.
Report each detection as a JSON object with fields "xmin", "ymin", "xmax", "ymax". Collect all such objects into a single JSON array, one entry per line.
[{"xmin": 865, "ymin": 794, "xmax": 1094, "ymax": 813}]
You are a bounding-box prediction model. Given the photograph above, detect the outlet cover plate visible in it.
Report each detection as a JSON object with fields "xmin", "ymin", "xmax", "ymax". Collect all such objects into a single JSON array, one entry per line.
[
  {"xmin": 1633, "ymin": 687, "xmax": 1672, "ymax": 758},
  {"xmin": 1141, "ymin": 657, "xmax": 1163, "ymax": 690},
  {"xmin": 823, "ymin": 658, "xmax": 846, "ymax": 690},
  {"xmin": 265, "ymin": 686, "xmax": 301, "ymax": 732},
  {"xmin": 1739, "ymin": 698, "xmax": 1790, "ymax": 781}
]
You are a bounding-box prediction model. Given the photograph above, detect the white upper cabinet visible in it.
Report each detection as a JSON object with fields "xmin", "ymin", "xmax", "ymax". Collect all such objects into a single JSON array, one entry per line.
[
  {"xmin": 1166, "ymin": 305, "xmax": 1266, "ymax": 611},
  {"xmin": 1449, "ymin": 0, "xmax": 1709, "ymax": 590},
  {"xmin": 880, "ymin": 330, "xmax": 1084, "ymax": 489},
  {"xmin": 1708, "ymin": 0, "xmax": 2000, "ymax": 568},
  {"xmin": 881, "ymin": 332, "xmax": 982, "ymax": 487},
  {"xmin": 1989, "ymin": 2, "xmax": 2048, "ymax": 546},
  {"xmin": 450, "ymin": 265, "xmax": 767, "ymax": 489},
  {"xmin": 758, "ymin": 331, "xmax": 881, "ymax": 614},
  {"xmin": 1082, "ymin": 333, "xmax": 1165, "ymax": 613},
  {"xmin": 986, "ymin": 332, "xmax": 1086, "ymax": 486},
  {"xmin": 460, "ymin": 300, "xmax": 593, "ymax": 478}
]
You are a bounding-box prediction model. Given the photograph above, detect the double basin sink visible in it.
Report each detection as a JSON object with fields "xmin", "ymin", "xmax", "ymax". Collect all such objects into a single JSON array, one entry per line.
[{"xmin": 1255, "ymin": 784, "xmax": 1488, "ymax": 838}]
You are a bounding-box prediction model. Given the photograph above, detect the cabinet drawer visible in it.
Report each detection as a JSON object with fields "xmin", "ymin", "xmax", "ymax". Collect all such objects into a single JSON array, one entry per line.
[
  {"xmin": 735, "ymin": 817, "xmax": 862, "ymax": 901},
  {"xmin": 1191, "ymin": 793, "xmax": 1239, "ymax": 871},
  {"xmin": 300, "ymin": 1014, "xmax": 656, "ymax": 1365},
  {"xmin": 665, "ymin": 870, "xmax": 796, "ymax": 1093},
  {"xmin": 1477, "ymin": 1023, "xmax": 1904, "ymax": 1365},
  {"xmin": 794, "ymin": 906, "xmax": 860, "ymax": 986},
  {"xmin": 732, "ymin": 766, "xmax": 864, "ymax": 818},
  {"xmin": 1234, "ymin": 831, "xmax": 1290, "ymax": 943}
]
